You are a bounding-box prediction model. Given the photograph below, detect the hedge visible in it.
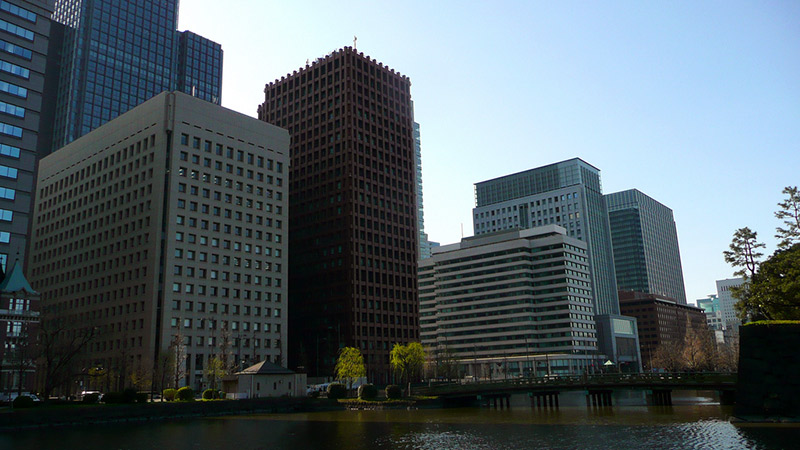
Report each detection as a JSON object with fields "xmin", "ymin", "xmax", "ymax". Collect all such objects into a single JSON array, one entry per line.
[{"xmin": 385, "ymin": 385, "xmax": 402, "ymax": 399}]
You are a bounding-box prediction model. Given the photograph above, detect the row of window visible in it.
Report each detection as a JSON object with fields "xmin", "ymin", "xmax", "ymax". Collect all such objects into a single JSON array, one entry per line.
[
  {"xmin": 0, "ymin": 38, "xmax": 29, "ymax": 60},
  {"xmin": 0, "ymin": 99, "xmax": 23, "ymax": 117},
  {"xmin": 0, "ymin": 1, "xmax": 37, "ymax": 23},
  {"xmin": 0, "ymin": 18, "xmax": 33, "ymax": 41},
  {"xmin": 0, "ymin": 59, "xmax": 27, "ymax": 78}
]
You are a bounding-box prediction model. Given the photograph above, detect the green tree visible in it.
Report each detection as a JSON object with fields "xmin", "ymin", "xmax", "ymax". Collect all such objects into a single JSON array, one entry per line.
[
  {"xmin": 723, "ymin": 227, "xmax": 765, "ymax": 279},
  {"xmin": 733, "ymin": 244, "xmax": 800, "ymax": 321},
  {"xmin": 775, "ymin": 186, "xmax": 800, "ymax": 249},
  {"xmin": 334, "ymin": 347, "xmax": 366, "ymax": 391},
  {"xmin": 204, "ymin": 356, "xmax": 228, "ymax": 390},
  {"xmin": 390, "ymin": 342, "xmax": 426, "ymax": 395}
]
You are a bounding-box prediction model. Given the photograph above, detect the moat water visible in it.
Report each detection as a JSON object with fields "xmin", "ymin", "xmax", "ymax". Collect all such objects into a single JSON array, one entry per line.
[{"xmin": 2, "ymin": 391, "xmax": 798, "ymax": 449}]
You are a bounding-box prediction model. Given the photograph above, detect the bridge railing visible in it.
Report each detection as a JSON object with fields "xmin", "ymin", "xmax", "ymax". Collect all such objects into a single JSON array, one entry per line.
[{"xmin": 418, "ymin": 372, "xmax": 737, "ymax": 395}]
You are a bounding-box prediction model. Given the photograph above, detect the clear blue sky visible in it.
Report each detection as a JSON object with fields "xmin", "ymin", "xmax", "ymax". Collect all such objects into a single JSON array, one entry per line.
[{"xmin": 179, "ymin": 0, "xmax": 800, "ymax": 304}]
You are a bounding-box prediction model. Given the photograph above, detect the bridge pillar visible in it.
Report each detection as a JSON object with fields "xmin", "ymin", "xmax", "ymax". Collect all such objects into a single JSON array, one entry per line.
[
  {"xmin": 587, "ymin": 390, "xmax": 613, "ymax": 407},
  {"xmin": 650, "ymin": 389, "xmax": 672, "ymax": 406},
  {"xmin": 530, "ymin": 391, "xmax": 559, "ymax": 410},
  {"xmin": 719, "ymin": 389, "xmax": 736, "ymax": 405}
]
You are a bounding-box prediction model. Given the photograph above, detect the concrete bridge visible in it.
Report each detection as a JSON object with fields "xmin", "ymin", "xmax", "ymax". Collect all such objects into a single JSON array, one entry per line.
[{"xmin": 415, "ymin": 372, "xmax": 737, "ymax": 408}]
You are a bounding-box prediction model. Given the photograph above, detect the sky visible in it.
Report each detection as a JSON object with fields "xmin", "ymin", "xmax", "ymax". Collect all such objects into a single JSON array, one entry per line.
[{"xmin": 178, "ymin": 0, "xmax": 800, "ymax": 304}]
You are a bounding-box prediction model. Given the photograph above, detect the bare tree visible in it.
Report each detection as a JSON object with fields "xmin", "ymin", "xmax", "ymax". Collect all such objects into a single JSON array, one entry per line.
[
  {"xmin": 37, "ymin": 317, "xmax": 98, "ymax": 399},
  {"xmin": 169, "ymin": 329, "xmax": 187, "ymax": 388}
]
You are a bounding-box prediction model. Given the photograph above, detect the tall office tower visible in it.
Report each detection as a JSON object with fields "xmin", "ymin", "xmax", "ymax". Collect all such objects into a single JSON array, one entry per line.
[
  {"xmin": 716, "ymin": 278, "xmax": 743, "ymax": 332},
  {"xmin": 606, "ymin": 189, "xmax": 687, "ymax": 304},
  {"xmin": 473, "ymin": 158, "xmax": 620, "ymax": 316},
  {"xmin": 419, "ymin": 226, "xmax": 599, "ymax": 377},
  {"xmin": 413, "ymin": 120, "xmax": 432, "ymax": 259},
  {"xmin": 45, "ymin": 0, "xmax": 222, "ymax": 152},
  {"xmin": 29, "ymin": 92, "xmax": 289, "ymax": 393},
  {"xmin": 0, "ymin": 0, "xmax": 52, "ymax": 272},
  {"xmin": 176, "ymin": 30, "xmax": 222, "ymax": 104},
  {"xmin": 258, "ymin": 47, "xmax": 419, "ymax": 383}
]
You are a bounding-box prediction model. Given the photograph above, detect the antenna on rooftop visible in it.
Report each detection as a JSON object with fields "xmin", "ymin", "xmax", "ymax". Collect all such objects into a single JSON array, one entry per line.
[
  {"xmin": 353, "ymin": 35, "xmax": 357, "ymax": 49},
  {"xmin": 461, "ymin": 223, "xmax": 464, "ymax": 239}
]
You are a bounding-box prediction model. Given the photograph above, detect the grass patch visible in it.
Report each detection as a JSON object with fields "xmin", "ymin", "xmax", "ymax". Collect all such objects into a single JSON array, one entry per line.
[{"xmin": 743, "ymin": 320, "xmax": 800, "ymax": 327}]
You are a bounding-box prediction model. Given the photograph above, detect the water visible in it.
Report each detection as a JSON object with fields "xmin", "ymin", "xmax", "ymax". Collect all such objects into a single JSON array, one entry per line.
[{"xmin": 2, "ymin": 393, "xmax": 798, "ymax": 449}]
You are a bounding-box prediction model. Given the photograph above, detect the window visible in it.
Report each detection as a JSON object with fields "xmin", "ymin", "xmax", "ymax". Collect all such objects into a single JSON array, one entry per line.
[
  {"xmin": 0, "ymin": 164, "xmax": 16, "ymax": 179},
  {"xmin": 0, "ymin": 122, "xmax": 22, "ymax": 137},
  {"xmin": 0, "ymin": 60, "xmax": 28, "ymax": 79},
  {"xmin": 0, "ymin": 80, "xmax": 26, "ymax": 98},
  {"xmin": 0, "ymin": 19, "xmax": 34, "ymax": 41},
  {"xmin": 0, "ymin": 208, "xmax": 11, "ymax": 221},
  {"xmin": 0, "ymin": 143, "xmax": 19, "ymax": 158},
  {"xmin": 0, "ymin": 2, "xmax": 37, "ymax": 23},
  {"xmin": 0, "ymin": 39, "xmax": 31, "ymax": 59}
]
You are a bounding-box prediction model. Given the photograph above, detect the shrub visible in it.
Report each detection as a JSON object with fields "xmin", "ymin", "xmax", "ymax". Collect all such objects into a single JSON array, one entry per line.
[
  {"xmin": 309, "ymin": 390, "xmax": 320, "ymax": 399},
  {"xmin": 83, "ymin": 393, "xmax": 101, "ymax": 404},
  {"xmin": 136, "ymin": 393, "xmax": 149, "ymax": 403},
  {"xmin": 177, "ymin": 386, "xmax": 194, "ymax": 402},
  {"xmin": 102, "ymin": 392, "xmax": 124, "ymax": 404},
  {"xmin": 12, "ymin": 396, "xmax": 35, "ymax": 409},
  {"xmin": 385, "ymin": 385, "xmax": 402, "ymax": 399},
  {"xmin": 163, "ymin": 388, "xmax": 177, "ymax": 402},
  {"xmin": 202, "ymin": 389, "xmax": 219, "ymax": 400},
  {"xmin": 218, "ymin": 391, "xmax": 226, "ymax": 399},
  {"xmin": 122, "ymin": 388, "xmax": 138, "ymax": 404},
  {"xmin": 358, "ymin": 383, "xmax": 377, "ymax": 400},
  {"xmin": 327, "ymin": 383, "xmax": 347, "ymax": 399}
]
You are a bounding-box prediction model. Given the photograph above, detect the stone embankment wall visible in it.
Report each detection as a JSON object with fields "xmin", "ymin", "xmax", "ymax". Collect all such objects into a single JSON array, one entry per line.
[{"xmin": 736, "ymin": 322, "xmax": 800, "ymax": 417}]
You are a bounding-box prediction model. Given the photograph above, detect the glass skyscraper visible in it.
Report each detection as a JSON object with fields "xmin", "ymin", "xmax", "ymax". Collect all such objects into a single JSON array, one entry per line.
[
  {"xmin": 46, "ymin": 0, "xmax": 222, "ymax": 151},
  {"xmin": 606, "ymin": 189, "xmax": 687, "ymax": 304},
  {"xmin": 473, "ymin": 158, "xmax": 620, "ymax": 316},
  {"xmin": 176, "ymin": 30, "xmax": 222, "ymax": 104},
  {"xmin": 0, "ymin": 0, "xmax": 53, "ymax": 272}
]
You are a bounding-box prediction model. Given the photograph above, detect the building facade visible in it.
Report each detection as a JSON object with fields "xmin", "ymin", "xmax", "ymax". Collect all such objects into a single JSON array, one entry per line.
[
  {"xmin": 606, "ymin": 189, "xmax": 687, "ymax": 304},
  {"xmin": 0, "ymin": 261, "xmax": 38, "ymax": 395},
  {"xmin": 176, "ymin": 30, "xmax": 222, "ymax": 104},
  {"xmin": 46, "ymin": 0, "xmax": 222, "ymax": 152},
  {"xmin": 696, "ymin": 294, "xmax": 724, "ymax": 331},
  {"xmin": 419, "ymin": 226, "xmax": 599, "ymax": 378},
  {"xmin": 0, "ymin": 0, "xmax": 52, "ymax": 273},
  {"xmin": 618, "ymin": 290, "xmax": 707, "ymax": 369},
  {"xmin": 258, "ymin": 48, "xmax": 419, "ymax": 383},
  {"xmin": 29, "ymin": 91, "xmax": 288, "ymax": 393},
  {"xmin": 716, "ymin": 277, "xmax": 744, "ymax": 334},
  {"xmin": 473, "ymin": 158, "xmax": 620, "ymax": 316},
  {"xmin": 413, "ymin": 120, "xmax": 432, "ymax": 260}
]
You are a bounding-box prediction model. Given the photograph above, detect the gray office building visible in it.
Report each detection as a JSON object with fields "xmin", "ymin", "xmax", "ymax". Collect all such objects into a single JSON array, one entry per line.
[
  {"xmin": 0, "ymin": 0, "xmax": 53, "ymax": 272},
  {"xmin": 29, "ymin": 91, "xmax": 289, "ymax": 393},
  {"xmin": 606, "ymin": 189, "xmax": 687, "ymax": 304},
  {"xmin": 472, "ymin": 158, "xmax": 620, "ymax": 316}
]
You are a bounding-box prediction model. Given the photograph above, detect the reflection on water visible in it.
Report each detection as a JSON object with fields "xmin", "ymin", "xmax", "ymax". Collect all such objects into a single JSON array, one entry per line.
[{"xmin": 2, "ymin": 394, "xmax": 799, "ymax": 450}]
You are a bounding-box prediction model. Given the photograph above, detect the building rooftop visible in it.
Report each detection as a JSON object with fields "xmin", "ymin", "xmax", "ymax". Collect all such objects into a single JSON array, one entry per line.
[{"xmin": 236, "ymin": 360, "xmax": 294, "ymax": 376}]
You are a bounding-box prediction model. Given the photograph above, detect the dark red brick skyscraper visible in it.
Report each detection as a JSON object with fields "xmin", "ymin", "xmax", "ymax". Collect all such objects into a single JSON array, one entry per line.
[{"xmin": 258, "ymin": 48, "xmax": 419, "ymax": 382}]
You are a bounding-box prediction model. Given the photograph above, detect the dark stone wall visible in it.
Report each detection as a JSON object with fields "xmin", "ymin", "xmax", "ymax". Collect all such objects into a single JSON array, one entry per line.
[{"xmin": 736, "ymin": 323, "xmax": 800, "ymax": 416}]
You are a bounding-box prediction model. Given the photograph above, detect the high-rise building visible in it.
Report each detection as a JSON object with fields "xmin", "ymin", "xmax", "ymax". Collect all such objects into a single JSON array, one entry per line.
[
  {"xmin": 473, "ymin": 158, "xmax": 620, "ymax": 316},
  {"xmin": 29, "ymin": 91, "xmax": 289, "ymax": 393},
  {"xmin": 176, "ymin": 30, "xmax": 222, "ymax": 104},
  {"xmin": 419, "ymin": 226, "xmax": 599, "ymax": 377},
  {"xmin": 413, "ymin": 121, "xmax": 432, "ymax": 259},
  {"xmin": 606, "ymin": 189, "xmax": 687, "ymax": 304},
  {"xmin": 258, "ymin": 47, "xmax": 419, "ymax": 383},
  {"xmin": 45, "ymin": 0, "xmax": 222, "ymax": 152},
  {"xmin": 0, "ymin": 0, "xmax": 53, "ymax": 273},
  {"xmin": 716, "ymin": 277, "xmax": 743, "ymax": 332}
]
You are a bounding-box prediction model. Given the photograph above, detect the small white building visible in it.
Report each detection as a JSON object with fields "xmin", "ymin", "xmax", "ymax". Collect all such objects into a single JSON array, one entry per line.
[{"xmin": 224, "ymin": 361, "xmax": 306, "ymax": 399}]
